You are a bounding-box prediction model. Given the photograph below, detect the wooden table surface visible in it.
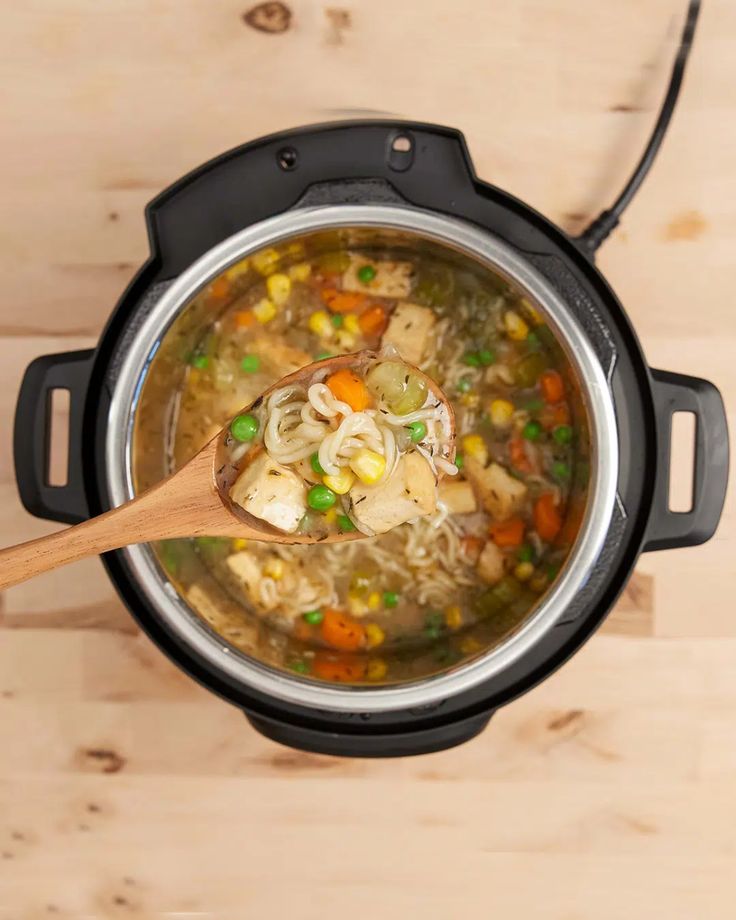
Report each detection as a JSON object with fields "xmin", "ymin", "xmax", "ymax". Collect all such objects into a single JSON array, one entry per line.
[{"xmin": 1, "ymin": 1, "xmax": 734, "ymax": 916}]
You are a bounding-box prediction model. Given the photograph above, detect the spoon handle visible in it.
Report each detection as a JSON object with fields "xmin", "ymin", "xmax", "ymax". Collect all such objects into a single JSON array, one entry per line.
[{"xmin": 0, "ymin": 449, "xmax": 252, "ymax": 591}]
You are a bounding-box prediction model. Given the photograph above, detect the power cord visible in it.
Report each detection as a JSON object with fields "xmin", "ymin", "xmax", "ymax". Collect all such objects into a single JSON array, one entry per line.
[{"xmin": 577, "ymin": 0, "xmax": 701, "ymax": 255}]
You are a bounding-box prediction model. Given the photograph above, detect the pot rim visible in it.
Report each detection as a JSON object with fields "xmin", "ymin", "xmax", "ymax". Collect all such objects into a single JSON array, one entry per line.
[{"xmin": 106, "ymin": 204, "xmax": 618, "ymax": 713}]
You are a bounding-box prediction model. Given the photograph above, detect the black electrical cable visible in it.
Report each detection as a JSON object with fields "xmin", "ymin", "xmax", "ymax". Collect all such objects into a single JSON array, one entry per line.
[{"xmin": 577, "ymin": 0, "xmax": 701, "ymax": 255}]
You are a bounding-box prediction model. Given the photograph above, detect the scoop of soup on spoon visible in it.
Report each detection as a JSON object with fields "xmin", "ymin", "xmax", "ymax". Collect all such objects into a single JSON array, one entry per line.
[{"xmin": 0, "ymin": 350, "xmax": 456, "ymax": 590}]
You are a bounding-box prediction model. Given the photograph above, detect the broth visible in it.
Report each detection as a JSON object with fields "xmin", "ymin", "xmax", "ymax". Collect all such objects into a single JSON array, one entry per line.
[{"xmin": 132, "ymin": 231, "xmax": 589, "ymax": 685}]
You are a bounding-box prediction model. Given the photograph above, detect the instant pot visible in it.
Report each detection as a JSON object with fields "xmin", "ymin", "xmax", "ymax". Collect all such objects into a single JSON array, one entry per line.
[{"xmin": 13, "ymin": 116, "xmax": 728, "ymax": 756}]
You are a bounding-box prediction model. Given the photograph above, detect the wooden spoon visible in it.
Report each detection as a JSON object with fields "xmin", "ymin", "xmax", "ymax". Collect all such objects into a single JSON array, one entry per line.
[{"xmin": 0, "ymin": 351, "xmax": 454, "ymax": 590}]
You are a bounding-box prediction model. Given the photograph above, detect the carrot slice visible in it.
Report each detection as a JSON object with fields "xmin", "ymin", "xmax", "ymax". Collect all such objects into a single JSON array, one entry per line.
[
  {"xmin": 489, "ymin": 517, "xmax": 525, "ymax": 548},
  {"xmin": 233, "ymin": 310, "xmax": 256, "ymax": 329},
  {"xmin": 509, "ymin": 436, "xmax": 533, "ymax": 473},
  {"xmin": 358, "ymin": 304, "xmax": 388, "ymax": 337},
  {"xmin": 541, "ymin": 401, "xmax": 570, "ymax": 429},
  {"xmin": 210, "ymin": 276, "xmax": 230, "ymax": 300},
  {"xmin": 461, "ymin": 535, "xmax": 485, "ymax": 562},
  {"xmin": 534, "ymin": 493, "xmax": 562, "ymax": 542},
  {"xmin": 540, "ymin": 370, "xmax": 564, "ymax": 403},
  {"xmin": 326, "ymin": 369, "xmax": 372, "ymax": 411},
  {"xmin": 321, "ymin": 288, "xmax": 367, "ymax": 314},
  {"xmin": 313, "ymin": 653, "xmax": 367, "ymax": 683},
  {"xmin": 320, "ymin": 608, "xmax": 366, "ymax": 651}
]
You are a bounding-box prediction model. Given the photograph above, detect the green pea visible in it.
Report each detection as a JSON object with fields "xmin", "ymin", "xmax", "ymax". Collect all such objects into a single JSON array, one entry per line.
[
  {"xmin": 314, "ymin": 350, "xmax": 334, "ymax": 361},
  {"xmin": 523, "ymin": 421, "xmax": 543, "ymax": 441},
  {"xmin": 357, "ymin": 264, "xmax": 376, "ymax": 283},
  {"xmin": 547, "ymin": 563, "xmax": 560, "ymax": 580},
  {"xmin": 307, "ymin": 484, "xmax": 337, "ymax": 511},
  {"xmin": 517, "ymin": 544, "xmax": 534, "ymax": 563},
  {"xmin": 424, "ymin": 626, "xmax": 442, "ymax": 640},
  {"xmin": 383, "ymin": 591, "xmax": 399, "ymax": 608},
  {"xmin": 310, "ymin": 452, "xmax": 326, "ymax": 475},
  {"xmin": 160, "ymin": 541, "xmax": 181, "ymax": 575},
  {"xmin": 491, "ymin": 575, "xmax": 523, "ymax": 606},
  {"xmin": 425, "ymin": 611, "xmax": 444, "ymax": 630},
  {"xmin": 195, "ymin": 536, "xmax": 220, "ymax": 548},
  {"xmin": 330, "ymin": 314, "xmax": 343, "ymax": 328},
  {"xmin": 457, "ymin": 376, "xmax": 473, "ymax": 394},
  {"xmin": 463, "ymin": 352, "xmax": 481, "ymax": 367},
  {"xmin": 190, "ymin": 355, "xmax": 209, "ymax": 369},
  {"xmin": 553, "ymin": 425, "xmax": 573, "ymax": 445},
  {"xmin": 289, "ymin": 660, "xmax": 310, "ymax": 674},
  {"xmin": 454, "ymin": 453, "xmax": 464, "ymax": 470},
  {"xmin": 407, "ymin": 420, "xmax": 427, "ymax": 442},
  {"xmin": 230, "ymin": 413, "xmax": 259, "ymax": 442},
  {"xmin": 552, "ymin": 460, "xmax": 570, "ymax": 480},
  {"xmin": 526, "ymin": 331, "xmax": 541, "ymax": 350},
  {"xmin": 337, "ymin": 514, "xmax": 356, "ymax": 532},
  {"xmin": 302, "ymin": 609, "xmax": 324, "ymax": 625},
  {"xmin": 240, "ymin": 354, "xmax": 260, "ymax": 374},
  {"xmin": 477, "ymin": 348, "xmax": 496, "ymax": 366}
]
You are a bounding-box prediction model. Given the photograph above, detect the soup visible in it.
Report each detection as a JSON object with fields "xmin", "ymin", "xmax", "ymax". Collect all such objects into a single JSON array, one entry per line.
[
  {"xmin": 217, "ymin": 350, "xmax": 457, "ymax": 539},
  {"xmin": 133, "ymin": 231, "xmax": 589, "ymax": 685}
]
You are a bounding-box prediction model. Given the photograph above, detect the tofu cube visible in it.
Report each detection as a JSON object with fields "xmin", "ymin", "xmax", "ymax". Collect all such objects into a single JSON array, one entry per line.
[
  {"xmin": 342, "ymin": 255, "xmax": 413, "ymax": 299},
  {"xmin": 382, "ymin": 302, "xmax": 436, "ymax": 365},
  {"xmin": 226, "ymin": 550, "xmax": 274, "ymax": 609},
  {"xmin": 464, "ymin": 458, "xmax": 528, "ymax": 522},
  {"xmin": 439, "ymin": 480, "xmax": 478, "ymax": 515},
  {"xmin": 348, "ymin": 451, "xmax": 437, "ymax": 535},
  {"xmin": 477, "ymin": 541, "xmax": 505, "ymax": 585},
  {"xmin": 185, "ymin": 583, "xmax": 225, "ymax": 625},
  {"xmin": 252, "ymin": 333, "xmax": 311, "ymax": 375},
  {"xmin": 229, "ymin": 452, "xmax": 307, "ymax": 533}
]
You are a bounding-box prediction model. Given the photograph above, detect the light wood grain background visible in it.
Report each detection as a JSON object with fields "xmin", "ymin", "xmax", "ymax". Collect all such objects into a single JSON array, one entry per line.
[{"xmin": 1, "ymin": 1, "xmax": 734, "ymax": 917}]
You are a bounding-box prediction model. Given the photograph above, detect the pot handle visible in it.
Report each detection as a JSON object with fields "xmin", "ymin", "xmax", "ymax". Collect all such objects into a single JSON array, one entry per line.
[
  {"xmin": 13, "ymin": 350, "xmax": 95, "ymax": 525},
  {"xmin": 643, "ymin": 369, "xmax": 729, "ymax": 552}
]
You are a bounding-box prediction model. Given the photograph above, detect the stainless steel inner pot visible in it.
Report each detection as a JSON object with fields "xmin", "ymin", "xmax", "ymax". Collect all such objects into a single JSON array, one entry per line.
[{"xmin": 105, "ymin": 204, "xmax": 619, "ymax": 713}]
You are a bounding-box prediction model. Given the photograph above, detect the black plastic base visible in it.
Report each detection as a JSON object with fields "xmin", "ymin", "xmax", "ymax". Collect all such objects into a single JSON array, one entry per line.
[
  {"xmin": 245, "ymin": 710, "xmax": 493, "ymax": 758},
  {"xmin": 11, "ymin": 120, "xmax": 729, "ymax": 759}
]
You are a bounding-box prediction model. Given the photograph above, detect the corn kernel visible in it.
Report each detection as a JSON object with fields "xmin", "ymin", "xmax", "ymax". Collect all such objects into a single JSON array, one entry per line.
[
  {"xmin": 323, "ymin": 467, "xmax": 355, "ymax": 495},
  {"xmin": 490, "ymin": 398, "xmax": 515, "ymax": 428},
  {"xmin": 365, "ymin": 623, "xmax": 385, "ymax": 648},
  {"xmin": 232, "ymin": 538, "xmax": 248, "ymax": 551},
  {"xmin": 349, "ymin": 448, "xmax": 387, "ymax": 485},
  {"xmin": 504, "ymin": 310, "xmax": 529, "ymax": 341},
  {"xmin": 514, "ymin": 561, "xmax": 535, "ymax": 582},
  {"xmin": 520, "ymin": 297, "xmax": 543, "ymax": 325},
  {"xmin": 323, "ymin": 507, "xmax": 338, "ymax": 525},
  {"xmin": 461, "ymin": 392, "xmax": 480, "ymax": 409},
  {"xmin": 367, "ymin": 592, "xmax": 381, "ymax": 611},
  {"xmin": 287, "ymin": 241, "xmax": 305, "ymax": 259},
  {"xmin": 266, "ymin": 272, "xmax": 291, "ymax": 305},
  {"xmin": 461, "ymin": 434, "xmax": 488, "ymax": 466},
  {"xmin": 336, "ymin": 330, "xmax": 356, "ymax": 350},
  {"xmin": 263, "ymin": 557, "xmax": 284, "ymax": 580},
  {"xmin": 252, "ymin": 298, "xmax": 277, "ymax": 323},
  {"xmin": 343, "ymin": 314, "xmax": 360, "ymax": 335},
  {"xmin": 252, "ymin": 247, "xmax": 280, "ymax": 275},
  {"xmin": 460, "ymin": 636, "xmax": 482, "ymax": 655},
  {"xmin": 445, "ymin": 605, "xmax": 463, "ymax": 630},
  {"xmin": 224, "ymin": 259, "xmax": 250, "ymax": 282},
  {"xmin": 347, "ymin": 590, "xmax": 369, "ymax": 616},
  {"xmin": 367, "ymin": 658, "xmax": 388, "ymax": 681},
  {"xmin": 308, "ymin": 310, "xmax": 334, "ymax": 339},
  {"xmin": 288, "ymin": 261, "xmax": 312, "ymax": 282}
]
